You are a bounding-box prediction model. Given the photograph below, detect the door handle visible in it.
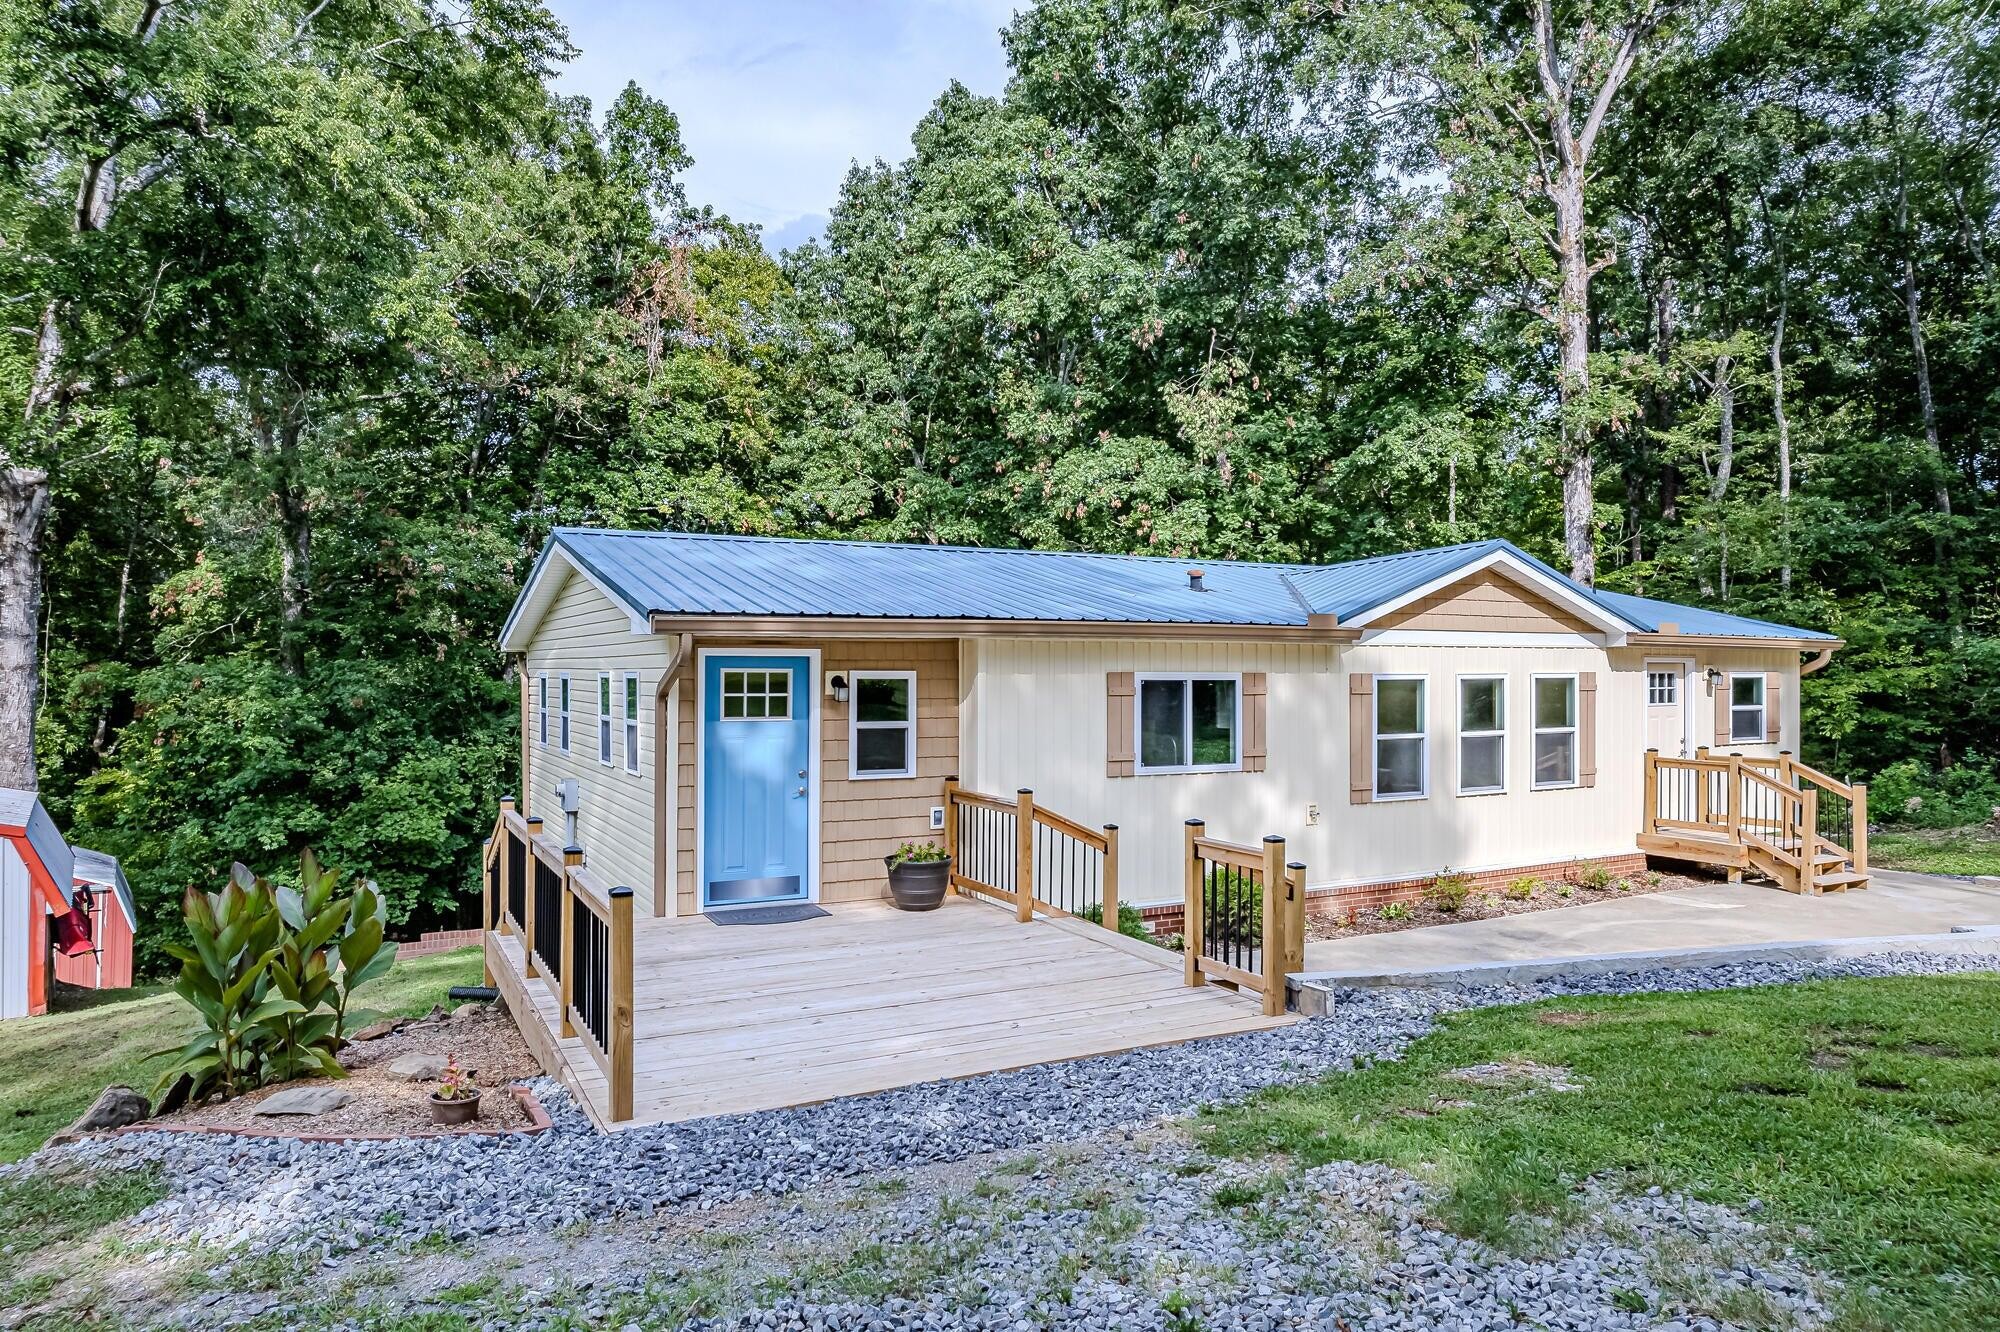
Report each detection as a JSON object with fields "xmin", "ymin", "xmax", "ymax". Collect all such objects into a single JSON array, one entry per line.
[
  {"xmin": 795, "ymin": 786, "xmax": 806, "ymax": 797},
  {"xmin": 797, "ymin": 769, "xmax": 807, "ymax": 778}
]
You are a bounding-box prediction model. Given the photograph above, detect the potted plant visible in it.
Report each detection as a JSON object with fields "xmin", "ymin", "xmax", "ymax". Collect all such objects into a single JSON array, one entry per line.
[
  {"xmin": 884, "ymin": 841, "xmax": 951, "ymax": 912},
  {"xmin": 428, "ymin": 1055, "xmax": 480, "ymax": 1126}
]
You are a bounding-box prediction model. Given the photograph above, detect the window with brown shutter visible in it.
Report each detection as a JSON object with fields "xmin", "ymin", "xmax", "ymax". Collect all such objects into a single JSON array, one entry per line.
[
  {"xmin": 1347, "ymin": 673, "xmax": 1373, "ymax": 804},
  {"xmin": 1764, "ymin": 672, "xmax": 1782, "ymax": 744},
  {"xmin": 1106, "ymin": 671, "xmax": 1135, "ymax": 777},
  {"xmin": 1242, "ymin": 672, "xmax": 1267, "ymax": 772},
  {"xmin": 1713, "ymin": 673, "xmax": 1731, "ymax": 748}
]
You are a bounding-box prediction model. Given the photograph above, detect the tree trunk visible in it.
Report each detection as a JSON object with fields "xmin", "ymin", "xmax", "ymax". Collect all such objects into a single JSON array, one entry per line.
[
  {"xmin": 269, "ymin": 418, "xmax": 312, "ymax": 676},
  {"xmin": 1772, "ymin": 298, "xmax": 1792, "ymax": 592},
  {"xmin": 1552, "ymin": 159, "xmax": 1596, "ymax": 586},
  {"xmin": 1895, "ymin": 163, "xmax": 1951, "ymax": 522},
  {"xmin": 1708, "ymin": 353, "xmax": 1735, "ymax": 503},
  {"xmin": 0, "ymin": 469, "xmax": 52, "ymax": 790}
]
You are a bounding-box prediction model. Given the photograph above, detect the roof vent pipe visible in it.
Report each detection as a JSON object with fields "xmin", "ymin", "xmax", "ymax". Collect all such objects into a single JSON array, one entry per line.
[{"xmin": 1187, "ymin": 569, "xmax": 1205, "ymax": 592}]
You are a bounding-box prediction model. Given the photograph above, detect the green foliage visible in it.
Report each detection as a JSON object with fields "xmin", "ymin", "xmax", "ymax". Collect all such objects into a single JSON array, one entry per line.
[
  {"xmin": 1080, "ymin": 900, "xmax": 1154, "ymax": 943},
  {"xmin": 1505, "ymin": 877, "xmax": 1539, "ymax": 901},
  {"xmin": 1423, "ymin": 871, "xmax": 1475, "ymax": 913},
  {"xmin": 1576, "ymin": 865, "xmax": 1616, "ymax": 892},
  {"xmin": 1870, "ymin": 828, "xmax": 2000, "ymax": 877},
  {"xmin": 888, "ymin": 841, "xmax": 949, "ymax": 865},
  {"xmin": 1868, "ymin": 757, "xmax": 2000, "ymax": 829},
  {"xmin": 1200, "ymin": 866, "xmax": 1263, "ymax": 947},
  {"xmin": 155, "ymin": 852, "xmax": 397, "ymax": 1102},
  {"xmin": 1379, "ymin": 901, "xmax": 1411, "ymax": 922}
]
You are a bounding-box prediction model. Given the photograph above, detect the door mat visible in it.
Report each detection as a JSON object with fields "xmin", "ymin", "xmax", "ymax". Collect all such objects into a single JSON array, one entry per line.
[{"xmin": 703, "ymin": 904, "xmax": 830, "ymax": 926}]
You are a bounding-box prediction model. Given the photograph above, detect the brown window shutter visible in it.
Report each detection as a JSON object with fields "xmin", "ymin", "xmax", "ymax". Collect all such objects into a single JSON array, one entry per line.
[
  {"xmin": 1348, "ymin": 673, "xmax": 1373, "ymax": 804},
  {"xmin": 1241, "ymin": 672, "xmax": 1267, "ymax": 772},
  {"xmin": 1713, "ymin": 673, "xmax": 1731, "ymax": 748},
  {"xmin": 1106, "ymin": 671, "xmax": 1135, "ymax": 777},
  {"xmin": 1764, "ymin": 671, "xmax": 1782, "ymax": 744},
  {"xmin": 1578, "ymin": 671, "xmax": 1598, "ymax": 787}
]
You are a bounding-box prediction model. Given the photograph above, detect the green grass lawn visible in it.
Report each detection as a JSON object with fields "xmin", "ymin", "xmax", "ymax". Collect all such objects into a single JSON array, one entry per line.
[
  {"xmin": 0, "ymin": 946, "xmax": 487, "ymax": 1163},
  {"xmin": 1201, "ymin": 975, "xmax": 2000, "ymax": 1331},
  {"xmin": 1870, "ymin": 826, "xmax": 2000, "ymax": 877}
]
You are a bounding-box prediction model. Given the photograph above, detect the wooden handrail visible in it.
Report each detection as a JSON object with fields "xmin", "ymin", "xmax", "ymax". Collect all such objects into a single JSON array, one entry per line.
[
  {"xmin": 943, "ymin": 778, "xmax": 1121, "ymax": 933},
  {"xmin": 1031, "ymin": 804, "xmax": 1110, "ymax": 853},
  {"xmin": 1183, "ymin": 824, "xmax": 1303, "ymax": 1017},
  {"xmin": 1192, "ymin": 835, "xmax": 1266, "ymax": 874}
]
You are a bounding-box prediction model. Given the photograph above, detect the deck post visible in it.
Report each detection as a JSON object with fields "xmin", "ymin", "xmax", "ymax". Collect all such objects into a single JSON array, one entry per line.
[
  {"xmin": 559, "ymin": 845, "xmax": 582, "ymax": 1038},
  {"xmin": 1693, "ymin": 752, "xmax": 1711, "ymax": 828},
  {"xmin": 1183, "ymin": 819, "xmax": 1205, "ymax": 988},
  {"xmin": 1725, "ymin": 754, "xmax": 1744, "ymax": 843},
  {"xmin": 1101, "ymin": 823, "xmax": 1119, "ymax": 928},
  {"xmin": 1851, "ymin": 782, "xmax": 1869, "ymax": 874},
  {"xmin": 496, "ymin": 796, "xmax": 516, "ymax": 938},
  {"xmin": 1259, "ymin": 835, "xmax": 1287, "ymax": 1018},
  {"xmin": 1283, "ymin": 860, "xmax": 1307, "ymax": 1013},
  {"xmin": 942, "ymin": 776, "xmax": 959, "ymax": 896},
  {"xmin": 1799, "ymin": 787, "xmax": 1820, "ymax": 894},
  {"xmin": 1015, "ymin": 788, "xmax": 1035, "ymax": 922},
  {"xmin": 1779, "ymin": 749, "xmax": 1796, "ymax": 788},
  {"xmin": 481, "ymin": 837, "xmax": 496, "ymax": 986},
  {"xmin": 523, "ymin": 815, "xmax": 544, "ymax": 978},
  {"xmin": 1642, "ymin": 750, "xmax": 1659, "ymax": 836},
  {"xmin": 608, "ymin": 886, "xmax": 635, "ymax": 1123}
]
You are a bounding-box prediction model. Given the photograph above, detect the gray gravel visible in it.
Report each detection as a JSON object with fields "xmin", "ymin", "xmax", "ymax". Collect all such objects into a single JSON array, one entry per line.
[{"xmin": 20, "ymin": 947, "xmax": 1994, "ymax": 1269}]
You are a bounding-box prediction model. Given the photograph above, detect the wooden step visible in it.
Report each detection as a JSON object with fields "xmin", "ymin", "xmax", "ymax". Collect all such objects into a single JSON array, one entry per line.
[{"xmin": 1814, "ymin": 869, "xmax": 1870, "ymax": 891}]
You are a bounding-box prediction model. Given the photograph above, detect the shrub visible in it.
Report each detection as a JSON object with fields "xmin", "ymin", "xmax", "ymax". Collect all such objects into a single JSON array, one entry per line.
[
  {"xmin": 1505, "ymin": 876, "xmax": 1538, "ymax": 901},
  {"xmin": 1380, "ymin": 901, "xmax": 1410, "ymax": 921},
  {"xmin": 1080, "ymin": 900, "xmax": 1153, "ymax": 943},
  {"xmin": 1424, "ymin": 871, "xmax": 1475, "ymax": 913},
  {"xmin": 1576, "ymin": 864, "xmax": 1615, "ymax": 892},
  {"xmin": 1556, "ymin": 883, "xmax": 1574, "ymax": 898},
  {"xmin": 1199, "ymin": 866, "xmax": 1263, "ymax": 947},
  {"xmin": 1868, "ymin": 756, "xmax": 2000, "ymax": 829},
  {"xmin": 155, "ymin": 851, "xmax": 398, "ymax": 1103}
]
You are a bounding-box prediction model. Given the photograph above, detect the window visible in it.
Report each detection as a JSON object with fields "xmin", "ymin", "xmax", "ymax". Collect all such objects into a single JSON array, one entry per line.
[
  {"xmin": 851, "ymin": 671, "xmax": 916, "ymax": 779},
  {"xmin": 558, "ymin": 675, "xmax": 571, "ymax": 752},
  {"xmin": 1373, "ymin": 677, "xmax": 1427, "ymax": 798},
  {"xmin": 537, "ymin": 674, "xmax": 548, "ymax": 746},
  {"xmin": 597, "ymin": 673, "xmax": 614, "ymax": 765},
  {"xmin": 1136, "ymin": 674, "xmax": 1240, "ymax": 773},
  {"xmin": 1647, "ymin": 670, "xmax": 1678, "ymax": 706},
  {"xmin": 1730, "ymin": 674, "xmax": 1766, "ymax": 742},
  {"xmin": 1458, "ymin": 676, "xmax": 1505, "ymax": 795},
  {"xmin": 720, "ymin": 668, "xmax": 791, "ymax": 719},
  {"xmin": 1532, "ymin": 675, "xmax": 1578, "ymax": 788},
  {"xmin": 622, "ymin": 674, "xmax": 640, "ymax": 774}
]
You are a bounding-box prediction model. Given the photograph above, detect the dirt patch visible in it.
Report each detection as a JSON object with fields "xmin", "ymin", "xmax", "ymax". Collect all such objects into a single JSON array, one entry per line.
[
  {"xmin": 1809, "ymin": 1051, "xmax": 1851, "ymax": 1070},
  {"xmin": 1306, "ymin": 869, "xmax": 1712, "ymax": 942},
  {"xmin": 146, "ymin": 1002, "xmax": 543, "ymax": 1138},
  {"xmin": 1905, "ymin": 1042, "xmax": 1966, "ymax": 1059},
  {"xmin": 1447, "ymin": 1060, "xmax": 1587, "ymax": 1092},
  {"xmin": 1535, "ymin": 1010, "xmax": 1602, "ymax": 1028},
  {"xmin": 1733, "ymin": 1082, "xmax": 1805, "ymax": 1098}
]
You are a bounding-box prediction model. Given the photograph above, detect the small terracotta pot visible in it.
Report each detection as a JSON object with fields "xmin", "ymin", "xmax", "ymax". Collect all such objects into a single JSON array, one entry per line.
[
  {"xmin": 885, "ymin": 855, "xmax": 951, "ymax": 911},
  {"xmin": 429, "ymin": 1091, "xmax": 481, "ymax": 1126}
]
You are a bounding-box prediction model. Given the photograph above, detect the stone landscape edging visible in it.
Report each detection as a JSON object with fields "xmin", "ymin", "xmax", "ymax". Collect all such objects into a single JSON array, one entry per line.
[
  {"xmin": 1289, "ymin": 925, "xmax": 2000, "ymax": 1014},
  {"xmin": 97, "ymin": 1081, "xmax": 553, "ymax": 1144}
]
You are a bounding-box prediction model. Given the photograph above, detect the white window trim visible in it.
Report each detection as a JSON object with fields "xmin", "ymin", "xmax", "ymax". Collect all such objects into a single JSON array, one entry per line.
[
  {"xmin": 1134, "ymin": 672, "xmax": 1244, "ymax": 775},
  {"xmin": 1531, "ymin": 672, "xmax": 1580, "ymax": 790},
  {"xmin": 622, "ymin": 672, "xmax": 641, "ymax": 775},
  {"xmin": 597, "ymin": 672, "xmax": 614, "ymax": 766},
  {"xmin": 1728, "ymin": 672, "xmax": 1767, "ymax": 744},
  {"xmin": 1456, "ymin": 673, "xmax": 1507, "ymax": 797},
  {"xmin": 537, "ymin": 673, "xmax": 548, "ymax": 747},
  {"xmin": 848, "ymin": 670, "xmax": 918, "ymax": 781},
  {"xmin": 1372, "ymin": 674, "xmax": 1429, "ymax": 801},
  {"xmin": 558, "ymin": 674, "xmax": 572, "ymax": 753}
]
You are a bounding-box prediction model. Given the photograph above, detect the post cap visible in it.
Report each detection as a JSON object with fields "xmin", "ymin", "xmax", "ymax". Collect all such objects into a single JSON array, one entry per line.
[
  {"xmin": 1263, "ymin": 834, "xmax": 1285, "ymax": 844},
  {"xmin": 1184, "ymin": 818, "xmax": 1205, "ymax": 826},
  {"xmin": 1102, "ymin": 822, "xmax": 1118, "ymax": 831},
  {"xmin": 609, "ymin": 886, "xmax": 634, "ymax": 899},
  {"xmin": 1017, "ymin": 787, "xmax": 1033, "ymax": 794},
  {"xmin": 1287, "ymin": 860, "xmax": 1306, "ymax": 870},
  {"xmin": 526, "ymin": 815, "xmax": 544, "ymax": 825}
]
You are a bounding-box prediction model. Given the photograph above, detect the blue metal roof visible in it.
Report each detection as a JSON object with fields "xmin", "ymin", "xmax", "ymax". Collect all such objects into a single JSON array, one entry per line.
[
  {"xmin": 508, "ymin": 528, "xmax": 1834, "ymax": 643},
  {"xmin": 1593, "ymin": 589, "xmax": 1837, "ymax": 642}
]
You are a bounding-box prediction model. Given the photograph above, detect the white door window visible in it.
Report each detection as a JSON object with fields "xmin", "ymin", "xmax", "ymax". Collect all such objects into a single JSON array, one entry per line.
[{"xmin": 1644, "ymin": 662, "xmax": 1689, "ymax": 757}]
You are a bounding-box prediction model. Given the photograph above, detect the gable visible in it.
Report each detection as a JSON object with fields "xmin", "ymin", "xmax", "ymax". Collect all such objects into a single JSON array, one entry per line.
[{"xmin": 1372, "ymin": 569, "xmax": 1600, "ymax": 636}]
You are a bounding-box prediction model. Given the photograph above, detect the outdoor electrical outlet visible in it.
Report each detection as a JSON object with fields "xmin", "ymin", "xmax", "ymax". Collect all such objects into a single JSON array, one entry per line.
[
  {"xmin": 930, "ymin": 806, "xmax": 946, "ymax": 830},
  {"xmin": 1306, "ymin": 802, "xmax": 1321, "ymax": 826}
]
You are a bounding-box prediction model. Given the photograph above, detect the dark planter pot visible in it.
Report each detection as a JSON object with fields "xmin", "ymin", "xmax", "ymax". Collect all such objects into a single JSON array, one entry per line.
[
  {"xmin": 885, "ymin": 855, "xmax": 951, "ymax": 911},
  {"xmin": 429, "ymin": 1091, "xmax": 481, "ymax": 1126}
]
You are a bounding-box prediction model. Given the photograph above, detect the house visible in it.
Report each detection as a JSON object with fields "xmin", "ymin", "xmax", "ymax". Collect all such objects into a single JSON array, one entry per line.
[
  {"xmin": 495, "ymin": 530, "xmax": 1852, "ymax": 924},
  {"xmin": 1, "ymin": 788, "xmax": 138, "ymax": 1019}
]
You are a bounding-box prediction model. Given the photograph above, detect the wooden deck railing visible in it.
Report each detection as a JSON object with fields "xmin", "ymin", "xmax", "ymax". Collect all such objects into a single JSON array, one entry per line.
[
  {"xmin": 1182, "ymin": 822, "xmax": 1305, "ymax": 1018},
  {"xmin": 942, "ymin": 778, "xmax": 1119, "ymax": 928},
  {"xmin": 482, "ymin": 797, "xmax": 635, "ymax": 1122},
  {"xmin": 1643, "ymin": 750, "xmax": 1868, "ymax": 894}
]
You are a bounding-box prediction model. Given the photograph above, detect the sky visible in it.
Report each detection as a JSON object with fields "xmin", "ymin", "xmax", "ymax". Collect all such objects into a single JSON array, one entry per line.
[{"xmin": 544, "ymin": 1, "xmax": 1019, "ymax": 253}]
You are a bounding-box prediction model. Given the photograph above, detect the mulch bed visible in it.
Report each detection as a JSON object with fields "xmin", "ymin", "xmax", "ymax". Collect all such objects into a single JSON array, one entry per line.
[
  {"xmin": 142, "ymin": 1001, "xmax": 547, "ymax": 1139},
  {"xmin": 1305, "ymin": 867, "xmax": 1717, "ymax": 943}
]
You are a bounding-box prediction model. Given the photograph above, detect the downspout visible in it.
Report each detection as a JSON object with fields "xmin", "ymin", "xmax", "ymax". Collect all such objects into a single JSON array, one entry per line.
[
  {"xmin": 653, "ymin": 633, "xmax": 694, "ymax": 917},
  {"xmin": 1800, "ymin": 647, "xmax": 1834, "ymax": 677}
]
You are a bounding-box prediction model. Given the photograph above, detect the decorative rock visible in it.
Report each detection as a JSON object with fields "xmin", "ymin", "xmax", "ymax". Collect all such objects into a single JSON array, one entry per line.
[
  {"xmin": 386, "ymin": 1053, "xmax": 449, "ymax": 1082},
  {"xmin": 252, "ymin": 1087, "xmax": 351, "ymax": 1116},
  {"xmin": 450, "ymin": 1002, "xmax": 489, "ymax": 1022},
  {"xmin": 350, "ymin": 1019, "xmax": 401, "ymax": 1042},
  {"xmin": 44, "ymin": 1084, "xmax": 150, "ymax": 1146}
]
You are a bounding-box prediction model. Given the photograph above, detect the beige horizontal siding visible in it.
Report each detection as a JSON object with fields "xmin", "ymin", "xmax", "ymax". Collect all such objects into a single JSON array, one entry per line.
[{"xmin": 1376, "ymin": 569, "xmax": 1598, "ymax": 634}]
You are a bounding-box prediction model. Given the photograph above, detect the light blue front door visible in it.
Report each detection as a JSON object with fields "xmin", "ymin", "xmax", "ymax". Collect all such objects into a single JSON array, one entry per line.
[{"xmin": 702, "ymin": 654, "xmax": 812, "ymax": 907}]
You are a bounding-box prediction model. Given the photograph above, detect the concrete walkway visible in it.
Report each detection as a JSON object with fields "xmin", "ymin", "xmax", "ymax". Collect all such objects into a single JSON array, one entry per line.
[{"xmin": 1300, "ymin": 870, "xmax": 2000, "ymax": 979}]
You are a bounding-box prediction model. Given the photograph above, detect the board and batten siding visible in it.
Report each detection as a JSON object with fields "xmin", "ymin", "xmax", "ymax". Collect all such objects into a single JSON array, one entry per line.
[
  {"xmin": 963, "ymin": 636, "xmax": 1802, "ymax": 905},
  {"xmin": 669, "ymin": 638, "xmax": 960, "ymax": 915},
  {"xmin": 520, "ymin": 568, "xmax": 676, "ymax": 916}
]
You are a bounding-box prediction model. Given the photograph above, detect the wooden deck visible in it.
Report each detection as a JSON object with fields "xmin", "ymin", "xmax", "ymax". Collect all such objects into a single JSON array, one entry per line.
[{"xmin": 488, "ymin": 895, "xmax": 1291, "ymax": 1130}]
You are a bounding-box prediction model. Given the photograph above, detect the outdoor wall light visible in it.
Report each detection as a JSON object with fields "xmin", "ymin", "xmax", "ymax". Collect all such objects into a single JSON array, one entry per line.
[
  {"xmin": 827, "ymin": 672, "xmax": 849, "ymax": 703},
  {"xmin": 1705, "ymin": 666, "xmax": 1723, "ymax": 692}
]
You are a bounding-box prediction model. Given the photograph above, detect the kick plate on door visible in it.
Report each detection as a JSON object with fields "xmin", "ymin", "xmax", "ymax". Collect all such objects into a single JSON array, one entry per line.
[{"xmin": 706, "ymin": 875, "xmax": 803, "ymax": 904}]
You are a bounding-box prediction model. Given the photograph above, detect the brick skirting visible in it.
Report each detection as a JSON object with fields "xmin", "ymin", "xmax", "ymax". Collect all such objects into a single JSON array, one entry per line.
[
  {"xmin": 394, "ymin": 927, "xmax": 485, "ymax": 958},
  {"xmin": 1138, "ymin": 851, "xmax": 1652, "ymax": 936}
]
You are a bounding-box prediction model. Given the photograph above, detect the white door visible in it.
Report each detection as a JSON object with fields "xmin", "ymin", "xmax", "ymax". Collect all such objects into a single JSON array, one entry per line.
[{"xmin": 1644, "ymin": 661, "xmax": 1691, "ymax": 757}]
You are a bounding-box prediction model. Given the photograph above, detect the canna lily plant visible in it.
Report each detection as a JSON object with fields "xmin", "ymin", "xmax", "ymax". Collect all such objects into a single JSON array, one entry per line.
[{"xmin": 156, "ymin": 851, "xmax": 400, "ymax": 1103}]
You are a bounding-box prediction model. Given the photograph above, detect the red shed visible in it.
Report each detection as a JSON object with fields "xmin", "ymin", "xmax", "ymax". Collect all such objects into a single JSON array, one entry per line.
[
  {"xmin": 52, "ymin": 847, "xmax": 137, "ymax": 992},
  {"xmin": 2, "ymin": 787, "xmax": 138, "ymax": 1018}
]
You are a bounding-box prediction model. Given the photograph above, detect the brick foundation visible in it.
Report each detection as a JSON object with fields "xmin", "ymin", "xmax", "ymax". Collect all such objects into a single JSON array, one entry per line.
[
  {"xmin": 1138, "ymin": 851, "xmax": 1652, "ymax": 936},
  {"xmin": 394, "ymin": 927, "xmax": 485, "ymax": 958}
]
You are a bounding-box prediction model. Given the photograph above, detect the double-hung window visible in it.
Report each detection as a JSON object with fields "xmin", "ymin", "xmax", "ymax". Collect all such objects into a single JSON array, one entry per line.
[
  {"xmin": 537, "ymin": 674, "xmax": 548, "ymax": 746},
  {"xmin": 1136, "ymin": 674, "xmax": 1240, "ymax": 773},
  {"xmin": 597, "ymin": 673, "xmax": 614, "ymax": 765},
  {"xmin": 1373, "ymin": 676, "xmax": 1427, "ymax": 799},
  {"xmin": 1729, "ymin": 674, "xmax": 1766, "ymax": 742},
  {"xmin": 622, "ymin": 674, "xmax": 640, "ymax": 774},
  {"xmin": 558, "ymin": 675, "xmax": 571, "ymax": 752},
  {"xmin": 851, "ymin": 671, "xmax": 916, "ymax": 779},
  {"xmin": 1458, "ymin": 676, "xmax": 1506, "ymax": 795},
  {"xmin": 1532, "ymin": 675, "xmax": 1578, "ymax": 788}
]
